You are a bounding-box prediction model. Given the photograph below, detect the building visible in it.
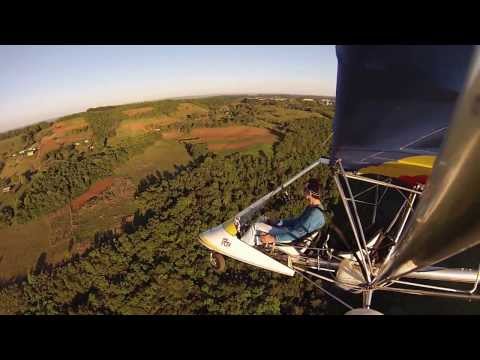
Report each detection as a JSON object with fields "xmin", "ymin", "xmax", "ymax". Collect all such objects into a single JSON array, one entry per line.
[
  {"xmin": 320, "ymin": 98, "xmax": 335, "ymax": 106},
  {"xmin": 27, "ymin": 151, "xmax": 34, "ymax": 156},
  {"xmin": 2, "ymin": 186, "xmax": 11, "ymax": 193},
  {"xmin": 303, "ymin": 98, "xmax": 315, "ymax": 102},
  {"xmin": 84, "ymin": 139, "xmax": 89, "ymax": 143}
]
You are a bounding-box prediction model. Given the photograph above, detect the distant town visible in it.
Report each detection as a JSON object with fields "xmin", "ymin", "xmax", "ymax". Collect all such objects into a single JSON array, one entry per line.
[{"xmin": 244, "ymin": 96, "xmax": 335, "ymax": 106}]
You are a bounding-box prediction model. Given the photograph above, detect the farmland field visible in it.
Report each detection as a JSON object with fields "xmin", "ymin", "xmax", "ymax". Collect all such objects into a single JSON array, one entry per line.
[
  {"xmin": 0, "ymin": 216, "xmax": 53, "ymax": 279},
  {"xmin": 114, "ymin": 139, "xmax": 191, "ymax": 183},
  {"xmin": 115, "ymin": 102, "xmax": 208, "ymax": 138},
  {"xmin": 0, "ymin": 135, "xmax": 24, "ymax": 157},
  {"xmin": 163, "ymin": 125, "xmax": 278, "ymax": 153},
  {"xmin": 72, "ymin": 177, "xmax": 137, "ymax": 244},
  {"xmin": 38, "ymin": 117, "xmax": 91, "ymax": 159}
]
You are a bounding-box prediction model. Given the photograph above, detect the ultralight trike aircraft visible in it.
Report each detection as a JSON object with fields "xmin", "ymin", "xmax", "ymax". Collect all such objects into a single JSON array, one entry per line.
[{"xmin": 199, "ymin": 45, "xmax": 480, "ymax": 314}]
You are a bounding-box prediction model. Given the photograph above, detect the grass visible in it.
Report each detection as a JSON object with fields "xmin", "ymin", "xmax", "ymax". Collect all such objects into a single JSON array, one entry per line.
[
  {"xmin": 52, "ymin": 116, "xmax": 87, "ymax": 131},
  {"xmin": 0, "ymin": 135, "xmax": 25, "ymax": 159},
  {"xmin": 115, "ymin": 116, "xmax": 176, "ymax": 137},
  {"xmin": 114, "ymin": 102, "xmax": 208, "ymax": 139},
  {"xmin": 1, "ymin": 154, "xmax": 42, "ymax": 177},
  {"xmin": 72, "ymin": 178, "xmax": 138, "ymax": 244},
  {"xmin": 34, "ymin": 127, "xmax": 53, "ymax": 143},
  {"xmin": 114, "ymin": 139, "xmax": 192, "ymax": 183},
  {"xmin": 255, "ymin": 105, "xmax": 321, "ymax": 124},
  {"xmin": 73, "ymin": 202, "xmax": 136, "ymax": 244},
  {"xmin": 189, "ymin": 95, "xmax": 244, "ymax": 109},
  {"xmin": 0, "ymin": 191, "xmax": 17, "ymax": 208},
  {"xmin": 0, "ymin": 216, "xmax": 53, "ymax": 280}
]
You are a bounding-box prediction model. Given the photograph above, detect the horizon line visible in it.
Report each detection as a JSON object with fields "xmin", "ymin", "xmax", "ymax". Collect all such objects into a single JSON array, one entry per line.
[{"xmin": 1, "ymin": 92, "xmax": 335, "ymax": 134}]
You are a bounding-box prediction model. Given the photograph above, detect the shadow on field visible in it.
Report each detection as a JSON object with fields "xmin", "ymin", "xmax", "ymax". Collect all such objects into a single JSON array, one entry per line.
[
  {"xmin": 34, "ymin": 252, "xmax": 52, "ymax": 275},
  {"xmin": 0, "ymin": 274, "xmax": 27, "ymax": 288}
]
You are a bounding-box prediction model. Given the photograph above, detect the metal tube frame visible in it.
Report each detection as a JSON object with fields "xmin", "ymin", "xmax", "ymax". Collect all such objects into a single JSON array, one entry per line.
[
  {"xmin": 333, "ymin": 173, "xmax": 371, "ymax": 283},
  {"xmin": 337, "ymin": 161, "xmax": 373, "ymax": 275},
  {"xmin": 383, "ymin": 192, "xmax": 418, "ymax": 263},
  {"xmin": 326, "ymin": 164, "xmax": 480, "ymax": 307},
  {"xmin": 372, "ymin": 180, "xmax": 380, "ymax": 225},
  {"xmin": 344, "ymin": 173, "xmax": 423, "ymax": 195},
  {"xmin": 375, "ymin": 286, "xmax": 480, "ymax": 302}
]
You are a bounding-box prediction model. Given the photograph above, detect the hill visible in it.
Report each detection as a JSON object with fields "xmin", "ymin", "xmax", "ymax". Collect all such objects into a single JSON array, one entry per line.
[{"xmin": 0, "ymin": 95, "xmax": 336, "ymax": 314}]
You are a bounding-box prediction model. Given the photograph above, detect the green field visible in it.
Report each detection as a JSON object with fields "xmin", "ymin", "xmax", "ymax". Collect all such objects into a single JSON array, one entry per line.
[
  {"xmin": 0, "ymin": 191, "xmax": 17, "ymax": 208},
  {"xmin": 72, "ymin": 180, "xmax": 138, "ymax": 244},
  {"xmin": 0, "ymin": 135, "xmax": 25, "ymax": 159},
  {"xmin": 1, "ymin": 155, "xmax": 41, "ymax": 179},
  {"xmin": 255, "ymin": 105, "xmax": 322, "ymax": 124},
  {"xmin": 0, "ymin": 216, "xmax": 53, "ymax": 279},
  {"xmin": 114, "ymin": 139, "xmax": 192, "ymax": 183}
]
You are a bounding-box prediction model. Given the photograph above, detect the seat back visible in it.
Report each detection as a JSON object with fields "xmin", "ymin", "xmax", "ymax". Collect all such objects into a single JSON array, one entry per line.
[{"xmin": 276, "ymin": 231, "xmax": 320, "ymax": 257}]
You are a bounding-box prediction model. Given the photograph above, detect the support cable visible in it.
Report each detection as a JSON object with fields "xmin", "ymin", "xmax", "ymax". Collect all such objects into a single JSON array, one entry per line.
[{"xmin": 294, "ymin": 268, "xmax": 354, "ymax": 310}]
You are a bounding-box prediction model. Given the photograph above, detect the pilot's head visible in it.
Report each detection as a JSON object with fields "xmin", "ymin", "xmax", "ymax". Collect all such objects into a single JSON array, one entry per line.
[{"xmin": 304, "ymin": 178, "xmax": 322, "ymax": 203}]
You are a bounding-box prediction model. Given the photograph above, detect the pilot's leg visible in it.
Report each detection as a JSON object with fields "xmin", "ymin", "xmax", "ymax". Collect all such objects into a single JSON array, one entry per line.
[{"xmin": 240, "ymin": 222, "xmax": 286, "ymax": 246}]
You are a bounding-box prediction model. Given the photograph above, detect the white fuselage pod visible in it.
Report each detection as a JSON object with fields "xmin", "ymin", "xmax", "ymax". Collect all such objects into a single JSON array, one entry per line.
[{"xmin": 199, "ymin": 221, "xmax": 295, "ymax": 277}]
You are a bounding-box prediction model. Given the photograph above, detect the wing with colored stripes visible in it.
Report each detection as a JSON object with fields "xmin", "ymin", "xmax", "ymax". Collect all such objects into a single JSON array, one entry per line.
[{"xmin": 332, "ymin": 45, "xmax": 475, "ymax": 185}]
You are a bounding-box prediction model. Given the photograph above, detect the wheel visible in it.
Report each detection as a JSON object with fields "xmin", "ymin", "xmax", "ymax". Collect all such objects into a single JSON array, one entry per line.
[
  {"xmin": 345, "ymin": 308, "xmax": 383, "ymax": 315},
  {"xmin": 210, "ymin": 252, "xmax": 226, "ymax": 273}
]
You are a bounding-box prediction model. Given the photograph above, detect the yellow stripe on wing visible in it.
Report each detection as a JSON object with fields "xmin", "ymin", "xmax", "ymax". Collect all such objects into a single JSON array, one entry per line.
[{"xmin": 358, "ymin": 155, "xmax": 436, "ymax": 178}]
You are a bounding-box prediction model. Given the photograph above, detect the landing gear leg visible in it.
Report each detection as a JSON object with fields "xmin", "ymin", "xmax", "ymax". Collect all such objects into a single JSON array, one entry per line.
[
  {"xmin": 344, "ymin": 290, "xmax": 383, "ymax": 315},
  {"xmin": 363, "ymin": 289, "xmax": 373, "ymax": 309}
]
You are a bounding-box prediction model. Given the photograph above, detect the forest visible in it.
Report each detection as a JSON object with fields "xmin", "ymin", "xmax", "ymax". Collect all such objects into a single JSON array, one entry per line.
[
  {"xmin": 0, "ymin": 122, "xmax": 49, "ymax": 143},
  {"xmin": 0, "ymin": 97, "xmax": 337, "ymax": 315}
]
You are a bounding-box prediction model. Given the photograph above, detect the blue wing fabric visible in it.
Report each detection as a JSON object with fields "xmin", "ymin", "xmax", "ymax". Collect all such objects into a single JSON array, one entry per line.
[{"xmin": 331, "ymin": 45, "xmax": 475, "ymax": 171}]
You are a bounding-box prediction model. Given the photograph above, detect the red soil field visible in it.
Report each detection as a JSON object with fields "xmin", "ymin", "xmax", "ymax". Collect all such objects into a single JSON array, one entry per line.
[
  {"xmin": 71, "ymin": 177, "xmax": 114, "ymax": 211},
  {"xmin": 38, "ymin": 118, "xmax": 89, "ymax": 158}
]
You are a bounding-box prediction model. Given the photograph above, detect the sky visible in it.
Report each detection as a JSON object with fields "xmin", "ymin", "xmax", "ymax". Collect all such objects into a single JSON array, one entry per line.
[{"xmin": 0, "ymin": 45, "xmax": 337, "ymax": 132}]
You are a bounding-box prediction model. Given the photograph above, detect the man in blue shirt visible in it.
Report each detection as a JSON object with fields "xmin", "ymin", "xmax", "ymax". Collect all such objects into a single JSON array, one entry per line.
[{"xmin": 240, "ymin": 179, "xmax": 326, "ymax": 247}]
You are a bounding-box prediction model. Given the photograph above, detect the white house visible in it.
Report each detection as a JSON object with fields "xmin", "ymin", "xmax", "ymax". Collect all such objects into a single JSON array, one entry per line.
[
  {"xmin": 27, "ymin": 151, "xmax": 34, "ymax": 156},
  {"xmin": 2, "ymin": 186, "xmax": 11, "ymax": 193},
  {"xmin": 321, "ymin": 98, "xmax": 335, "ymax": 106},
  {"xmin": 303, "ymin": 98, "xmax": 315, "ymax": 102}
]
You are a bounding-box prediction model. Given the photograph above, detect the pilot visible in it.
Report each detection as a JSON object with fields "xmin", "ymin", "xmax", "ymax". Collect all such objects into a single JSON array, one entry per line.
[{"xmin": 240, "ymin": 178, "xmax": 326, "ymax": 247}]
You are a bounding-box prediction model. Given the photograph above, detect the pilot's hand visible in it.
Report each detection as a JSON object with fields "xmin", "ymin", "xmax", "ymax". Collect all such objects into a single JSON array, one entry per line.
[{"xmin": 260, "ymin": 234, "xmax": 276, "ymax": 245}]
